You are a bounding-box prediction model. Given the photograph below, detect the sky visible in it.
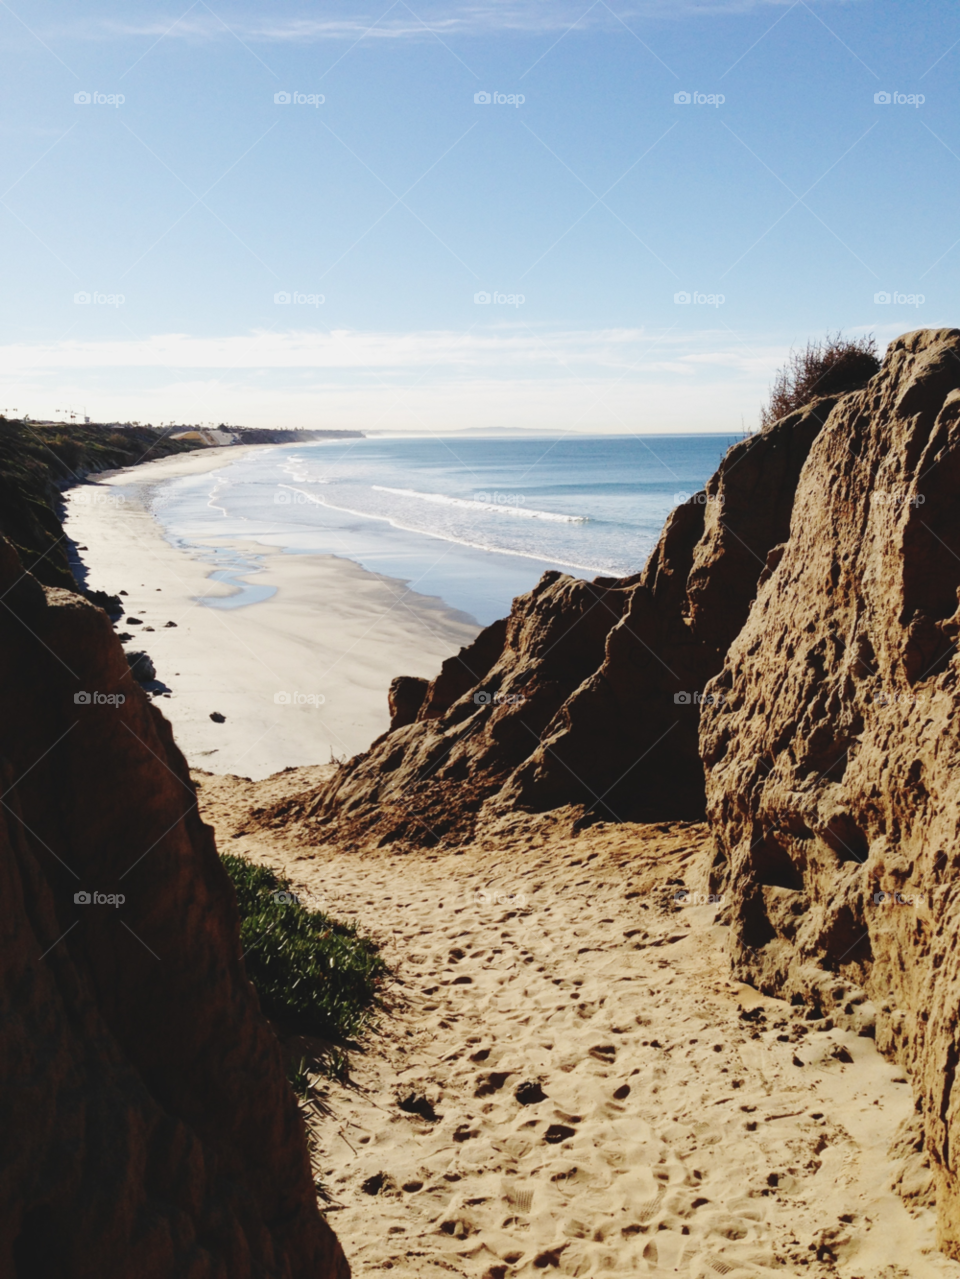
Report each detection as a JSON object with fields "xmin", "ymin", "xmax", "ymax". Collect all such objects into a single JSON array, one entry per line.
[{"xmin": 1, "ymin": 0, "xmax": 958, "ymax": 432}]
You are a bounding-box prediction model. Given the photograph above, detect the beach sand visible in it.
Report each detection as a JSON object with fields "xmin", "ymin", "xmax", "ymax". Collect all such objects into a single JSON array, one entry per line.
[
  {"xmin": 63, "ymin": 446, "xmax": 480, "ymax": 779},
  {"xmin": 199, "ymin": 768, "xmax": 958, "ymax": 1279}
]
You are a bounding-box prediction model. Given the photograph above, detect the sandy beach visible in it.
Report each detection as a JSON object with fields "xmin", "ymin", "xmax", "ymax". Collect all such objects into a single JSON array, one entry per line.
[
  {"xmin": 198, "ymin": 768, "xmax": 956, "ymax": 1279},
  {"xmin": 63, "ymin": 446, "xmax": 480, "ymax": 779}
]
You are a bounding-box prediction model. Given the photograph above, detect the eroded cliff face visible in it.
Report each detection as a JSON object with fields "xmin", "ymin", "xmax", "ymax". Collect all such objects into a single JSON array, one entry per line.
[
  {"xmin": 0, "ymin": 538, "xmax": 348, "ymax": 1278},
  {"xmin": 261, "ymin": 395, "xmax": 839, "ymax": 850},
  {"xmin": 700, "ymin": 328, "xmax": 960, "ymax": 1255}
]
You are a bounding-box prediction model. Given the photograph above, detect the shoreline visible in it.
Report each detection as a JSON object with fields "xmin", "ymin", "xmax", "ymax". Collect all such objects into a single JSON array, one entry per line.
[{"xmin": 63, "ymin": 446, "xmax": 480, "ymax": 780}]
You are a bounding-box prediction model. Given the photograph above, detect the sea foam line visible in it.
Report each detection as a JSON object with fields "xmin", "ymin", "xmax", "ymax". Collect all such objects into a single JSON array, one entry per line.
[
  {"xmin": 372, "ymin": 485, "xmax": 587, "ymax": 524},
  {"xmin": 275, "ymin": 485, "xmax": 608, "ymax": 574}
]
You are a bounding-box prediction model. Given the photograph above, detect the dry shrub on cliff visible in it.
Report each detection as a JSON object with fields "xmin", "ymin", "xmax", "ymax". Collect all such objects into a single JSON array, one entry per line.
[
  {"xmin": 760, "ymin": 332, "xmax": 880, "ymax": 428},
  {"xmin": 223, "ymin": 853, "xmax": 387, "ymax": 1042}
]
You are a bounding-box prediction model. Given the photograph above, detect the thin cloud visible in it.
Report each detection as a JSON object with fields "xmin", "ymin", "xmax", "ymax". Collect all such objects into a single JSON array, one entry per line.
[
  {"xmin": 0, "ymin": 327, "xmax": 781, "ymax": 375},
  {"xmin": 41, "ymin": 1, "xmax": 814, "ymax": 46}
]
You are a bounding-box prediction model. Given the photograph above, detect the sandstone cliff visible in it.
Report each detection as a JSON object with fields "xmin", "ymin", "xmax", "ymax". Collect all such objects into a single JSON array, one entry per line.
[
  {"xmin": 0, "ymin": 537, "xmax": 348, "ymax": 1277},
  {"xmin": 259, "ymin": 394, "xmax": 839, "ymax": 849},
  {"xmin": 700, "ymin": 328, "xmax": 960, "ymax": 1255}
]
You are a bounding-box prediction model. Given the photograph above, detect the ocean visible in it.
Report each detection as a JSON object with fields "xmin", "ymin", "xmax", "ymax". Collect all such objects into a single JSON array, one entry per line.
[{"xmin": 151, "ymin": 434, "xmax": 738, "ymax": 625}]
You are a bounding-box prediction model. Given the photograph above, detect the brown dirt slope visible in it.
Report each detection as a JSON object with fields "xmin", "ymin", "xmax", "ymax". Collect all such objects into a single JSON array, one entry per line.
[
  {"xmin": 0, "ymin": 538, "xmax": 348, "ymax": 1278},
  {"xmin": 700, "ymin": 327, "xmax": 960, "ymax": 1256}
]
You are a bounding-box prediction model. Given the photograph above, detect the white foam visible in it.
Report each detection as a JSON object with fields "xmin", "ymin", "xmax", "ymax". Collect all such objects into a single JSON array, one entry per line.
[
  {"xmin": 275, "ymin": 486, "xmax": 606, "ymax": 573},
  {"xmin": 372, "ymin": 485, "xmax": 587, "ymax": 524}
]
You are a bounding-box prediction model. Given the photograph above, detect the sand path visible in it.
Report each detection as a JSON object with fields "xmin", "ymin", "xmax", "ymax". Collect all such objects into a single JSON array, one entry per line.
[{"xmin": 198, "ymin": 771, "xmax": 958, "ymax": 1279}]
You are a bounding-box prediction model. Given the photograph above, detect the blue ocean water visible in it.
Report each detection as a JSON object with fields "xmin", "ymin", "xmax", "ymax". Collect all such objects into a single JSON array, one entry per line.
[{"xmin": 151, "ymin": 434, "xmax": 737, "ymax": 625}]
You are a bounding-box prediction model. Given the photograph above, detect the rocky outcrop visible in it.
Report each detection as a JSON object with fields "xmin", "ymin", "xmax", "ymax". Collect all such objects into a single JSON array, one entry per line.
[
  {"xmin": 700, "ymin": 328, "xmax": 960, "ymax": 1255},
  {"xmin": 0, "ymin": 538, "xmax": 348, "ymax": 1277},
  {"xmin": 262, "ymin": 395, "xmax": 840, "ymax": 849}
]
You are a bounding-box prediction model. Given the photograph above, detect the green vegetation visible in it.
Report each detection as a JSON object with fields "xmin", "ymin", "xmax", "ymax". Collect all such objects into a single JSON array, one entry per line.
[
  {"xmin": 221, "ymin": 853, "xmax": 388, "ymax": 1044},
  {"xmin": 0, "ymin": 418, "xmax": 198, "ymax": 589},
  {"xmin": 760, "ymin": 332, "xmax": 880, "ymax": 430}
]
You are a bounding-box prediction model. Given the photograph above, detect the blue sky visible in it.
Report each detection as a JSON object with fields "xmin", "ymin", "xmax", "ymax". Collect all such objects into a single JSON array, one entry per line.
[{"xmin": 1, "ymin": 0, "xmax": 958, "ymax": 431}]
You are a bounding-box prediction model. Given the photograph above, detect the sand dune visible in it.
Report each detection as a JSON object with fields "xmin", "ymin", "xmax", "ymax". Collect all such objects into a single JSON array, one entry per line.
[{"xmin": 199, "ymin": 769, "xmax": 955, "ymax": 1279}]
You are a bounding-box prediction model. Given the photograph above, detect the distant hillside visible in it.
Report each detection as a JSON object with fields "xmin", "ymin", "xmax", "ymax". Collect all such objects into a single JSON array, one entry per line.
[{"xmin": 0, "ymin": 420, "xmax": 199, "ymax": 591}]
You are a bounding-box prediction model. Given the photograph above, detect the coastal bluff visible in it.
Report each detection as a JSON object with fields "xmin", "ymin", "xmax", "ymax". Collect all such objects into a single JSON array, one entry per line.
[
  {"xmin": 258, "ymin": 327, "xmax": 960, "ymax": 1257},
  {"xmin": 701, "ymin": 326, "xmax": 960, "ymax": 1255},
  {"xmin": 0, "ymin": 538, "xmax": 347, "ymax": 1277}
]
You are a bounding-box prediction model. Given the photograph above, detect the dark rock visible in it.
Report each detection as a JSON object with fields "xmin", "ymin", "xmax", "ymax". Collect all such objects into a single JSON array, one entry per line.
[
  {"xmin": 387, "ymin": 675, "xmax": 428, "ymax": 730},
  {"xmin": 85, "ymin": 589, "xmax": 122, "ymax": 616},
  {"xmin": 210, "ymin": 711, "xmax": 226, "ymax": 724},
  {"xmin": 515, "ymin": 1080, "xmax": 547, "ymax": 1105},
  {"xmin": 125, "ymin": 650, "xmax": 156, "ymax": 683},
  {"xmin": 0, "ymin": 538, "xmax": 348, "ymax": 1278}
]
